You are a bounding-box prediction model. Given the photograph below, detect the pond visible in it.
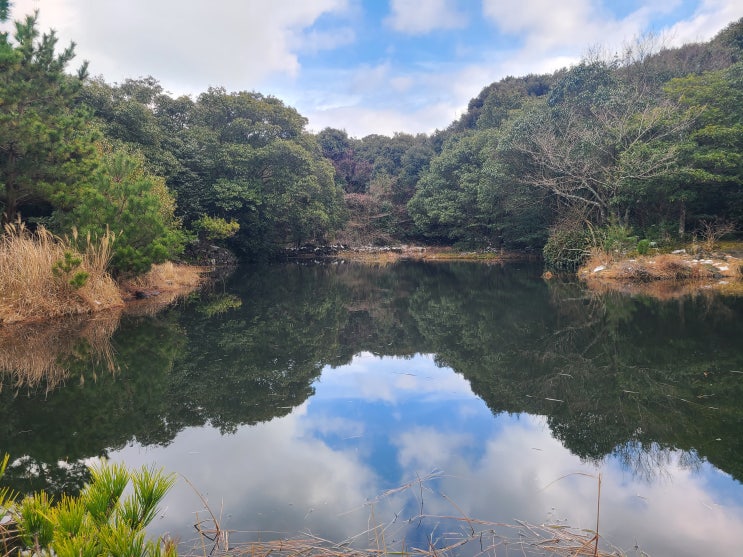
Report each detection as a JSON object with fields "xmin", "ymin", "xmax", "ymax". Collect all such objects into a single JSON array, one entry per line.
[{"xmin": 2, "ymin": 261, "xmax": 743, "ymax": 556}]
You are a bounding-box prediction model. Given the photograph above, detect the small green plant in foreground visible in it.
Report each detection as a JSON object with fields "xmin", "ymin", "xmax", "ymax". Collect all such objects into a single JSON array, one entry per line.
[
  {"xmin": 1, "ymin": 456, "xmax": 177, "ymax": 556},
  {"xmin": 52, "ymin": 250, "xmax": 90, "ymax": 289}
]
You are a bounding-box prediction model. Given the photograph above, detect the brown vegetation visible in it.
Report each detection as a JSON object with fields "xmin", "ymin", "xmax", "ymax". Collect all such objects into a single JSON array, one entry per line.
[
  {"xmin": 0, "ymin": 224, "xmax": 122, "ymax": 325},
  {"xmin": 189, "ymin": 473, "xmax": 618, "ymax": 557},
  {"xmin": 578, "ymin": 248, "xmax": 743, "ymax": 298},
  {"xmin": 119, "ymin": 262, "xmax": 209, "ymax": 316},
  {"xmin": 1, "ymin": 224, "xmax": 208, "ymax": 325},
  {"xmin": 337, "ymin": 246, "xmax": 524, "ymax": 265}
]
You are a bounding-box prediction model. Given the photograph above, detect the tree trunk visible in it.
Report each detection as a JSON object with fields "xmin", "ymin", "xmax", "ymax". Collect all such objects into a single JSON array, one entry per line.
[{"xmin": 678, "ymin": 203, "xmax": 686, "ymax": 238}]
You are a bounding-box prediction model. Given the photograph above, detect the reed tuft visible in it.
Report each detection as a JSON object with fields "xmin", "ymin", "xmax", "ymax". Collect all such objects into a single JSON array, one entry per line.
[{"xmin": 0, "ymin": 224, "xmax": 123, "ymax": 324}]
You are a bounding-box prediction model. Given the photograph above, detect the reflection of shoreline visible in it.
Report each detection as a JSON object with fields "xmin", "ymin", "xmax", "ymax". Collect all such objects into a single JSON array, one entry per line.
[
  {"xmin": 0, "ymin": 311, "xmax": 122, "ymax": 392},
  {"xmin": 0, "ymin": 262, "xmax": 211, "ymax": 392}
]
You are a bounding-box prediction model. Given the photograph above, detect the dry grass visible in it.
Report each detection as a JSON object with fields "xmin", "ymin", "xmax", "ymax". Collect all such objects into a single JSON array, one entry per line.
[
  {"xmin": 0, "ymin": 223, "xmax": 206, "ymax": 324},
  {"xmin": 0, "ymin": 224, "xmax": 122, "ymax": 325},
  {"xmin": 119, "ymin": 262, "xmax": 208, "ymax": 316},
  {"xmin": 195, "ymin": 521, "xmax": 620, "ymax": 557},
  {"xmin": 120, "ymin": 262, "xmax": 206, "ymax": 295},
  {"xmin": 578, "ymin": 248, "xmax": 743, "ymax": 299},
  {"xmin": 336, "ymin": 246, "xmax": 519, "ymax": 265},
  {"xmin": 186, "ymin": 474, "xmax": 621, "ymax": 557}
]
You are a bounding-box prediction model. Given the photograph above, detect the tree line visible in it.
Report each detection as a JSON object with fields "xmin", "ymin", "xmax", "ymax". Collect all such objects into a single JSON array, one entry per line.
[
  {"xmin": 320, "ymin": 20, "xmax": 743, "ymax": 265},
  {"xmin": 2, "ymin": 9, "xmax": 742, "ymax": 273}
]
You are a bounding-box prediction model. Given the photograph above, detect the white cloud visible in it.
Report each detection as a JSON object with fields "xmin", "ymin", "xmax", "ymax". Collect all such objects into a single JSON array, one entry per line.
[
  {"xmin": 8, "ymin": 0, "xmax": 351, "ymax": 94},
  {"xmin": 664, "ymin": 0, "xmax": 743, "ymax": 46},
  {"xmin": 385, "ymin": 0, "xmax": 467, "ymax": 34},
  {"xmin": 296, "ymin": 26, "xmax": 357, "ymax": 54},
  {"xmin": 482, "ymin": 0, "xmax": 594, "ymax": 40},
  {"xmin": 482, "ymin": 0, "xmax": 648, "ymax": 56}
]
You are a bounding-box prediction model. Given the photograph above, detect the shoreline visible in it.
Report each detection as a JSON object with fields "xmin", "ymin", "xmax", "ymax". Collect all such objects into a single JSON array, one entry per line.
[
  {"xmin": 0, "ymin": 262, "xmax": 210, "ymax": 327},
  {"xmin": 577, "ymin": 250, "xmax": 743, "ymax": 298}
]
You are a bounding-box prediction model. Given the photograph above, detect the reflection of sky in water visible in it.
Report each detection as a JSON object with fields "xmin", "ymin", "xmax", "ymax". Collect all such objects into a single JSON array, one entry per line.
[{"xmin": 112, "ymin": 353, "xmax": 743, "ymax": 556}]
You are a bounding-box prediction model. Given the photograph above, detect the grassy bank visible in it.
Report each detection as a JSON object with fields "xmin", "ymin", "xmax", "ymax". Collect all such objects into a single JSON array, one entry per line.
[
  {"xmin": 577, "ymin": 247, "xmax": 743, "ymax": 298},
  {"xmin": 334, "ymin": 245, "xmax": 528, "ymax": 265},
  {"xmin": 0, "ymin": 225, "xmax": 205, "ymax": 325}
]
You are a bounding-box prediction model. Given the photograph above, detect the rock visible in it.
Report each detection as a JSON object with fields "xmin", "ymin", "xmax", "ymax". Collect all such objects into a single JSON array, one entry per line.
[
  {"xmin": 592, "ymin": 265, "xmax": 606, "ymax": 273},
  {"xmin": 134, "ymin": 290, "xmax": 161, "ymax": 299}
]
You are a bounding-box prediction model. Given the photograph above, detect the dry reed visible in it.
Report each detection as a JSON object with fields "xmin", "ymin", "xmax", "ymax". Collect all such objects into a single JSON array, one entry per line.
[
  {"xmin": 0, "ymin": 223, "xmax": 122, "ymax": 324},
  {"xmin": 186, "ymin": 474, "xmax": 622, "ymax": 557}
]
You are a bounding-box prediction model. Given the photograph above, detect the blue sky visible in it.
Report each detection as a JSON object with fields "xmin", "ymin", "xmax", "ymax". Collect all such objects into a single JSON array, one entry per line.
[{"xmin": 7, "ymin": 1, "xmax": 743, "ymax": 137}]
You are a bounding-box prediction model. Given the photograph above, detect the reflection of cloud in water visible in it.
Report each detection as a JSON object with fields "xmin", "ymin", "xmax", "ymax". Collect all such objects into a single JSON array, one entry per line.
[
  {"xmin": 113, "ymin": 354, "xmax": 743, "ymax": 557},
  {"xmin": 390, "ymin": 415, "xmax": 743, "ymax": 557},
  {"xmin": 113, "ymin": 407, "xmax": 379, "ymax": 548},
  {"xmin": 320, "ymin": 352, "xmax": 475, "ymax": 403}
]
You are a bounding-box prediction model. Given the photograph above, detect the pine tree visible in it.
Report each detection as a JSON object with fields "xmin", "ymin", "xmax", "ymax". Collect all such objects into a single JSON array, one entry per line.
[{"xmin": 0, "ymin": 11, "xmax": 96, "ymax": 225}]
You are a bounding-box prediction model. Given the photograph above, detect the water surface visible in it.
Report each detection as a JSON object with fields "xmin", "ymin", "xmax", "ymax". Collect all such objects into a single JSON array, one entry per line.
[{"xmin": 3, "ymin": 261, "xmax": 743, "ymax": 556}]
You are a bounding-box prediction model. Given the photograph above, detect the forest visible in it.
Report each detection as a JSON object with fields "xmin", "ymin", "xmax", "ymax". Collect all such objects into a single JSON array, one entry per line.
[{"xmin": 2, "ymin": 9, "xmax": 743, "ymax": 275}]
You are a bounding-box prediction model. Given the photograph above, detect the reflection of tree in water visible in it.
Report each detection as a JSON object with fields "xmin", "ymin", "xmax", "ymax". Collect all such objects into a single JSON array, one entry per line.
[
  {"xmin": 3, "ymin": 261, "xmax": 743, "ymax": 496},
  {"xmin": 164, "ymin": 264, "xmax": 351, "ymax": 433},
  {"xmin": 0, "ymin": 312, "xmax": 185, "ymax": 496},
  {"xmin": 412, "ymin": 273, "xmax": 743, "ymax": 482}
]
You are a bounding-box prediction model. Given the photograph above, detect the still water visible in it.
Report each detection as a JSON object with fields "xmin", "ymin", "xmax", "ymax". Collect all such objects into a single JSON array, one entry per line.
[{"xmin": 2, "ymin": 261, "xmax": 743, "ymax": 556}]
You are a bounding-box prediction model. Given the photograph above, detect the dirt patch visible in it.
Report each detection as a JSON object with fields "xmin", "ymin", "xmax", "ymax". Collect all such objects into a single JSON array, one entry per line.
[{"xmin": 118, "ymin": 262, "xmax": 209, "ymax": 315}]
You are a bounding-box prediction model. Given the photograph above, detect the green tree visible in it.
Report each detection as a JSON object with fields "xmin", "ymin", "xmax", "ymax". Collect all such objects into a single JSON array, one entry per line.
[
  {"xmin": 172, "ymin": 88, "xmax": 344, "ymax": 253},
  {"xmin": 409, "ymin": 129, "xmax": 548, "ymax": 249},
  {"xmin": 663, "ymin": 61, "xmax": 743, "ymax": 232},
  {"xmin": 0, "ymin": 11, "xmax": 96, "ymax": 225},
  {"xmin": 0, "ymin": 0, "xmax": 10, "ymax": 22},
  {"xmin": 58, "ymin": 147, "xmax": 184, "ymax": 275}
]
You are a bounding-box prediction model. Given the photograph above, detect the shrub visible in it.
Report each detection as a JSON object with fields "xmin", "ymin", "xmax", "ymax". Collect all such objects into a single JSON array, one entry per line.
[
  {"xmin": 3, "ymin": 458, "xmax": 177, "ymax": 557},
  {"xmin": 59, "ymin": 149, "xmax": 185, "ymax": 277},
  {"xmin": 600, "ymin": 220, "xmax": 637, "ymax": 255},
  {"xmin": 0, "ymin": 223, "xmax": 121, "ymax": 324},
  {"xmin": 193, "ymin": 215, "xmax": 240, "ymax": 241},
  {"xmin": 543, "ymin": 225, "xmax": 592, "ymax": 269},
  {"xmin": 637, "ymin": 239, "xmax": 651, "ymax": 255}
]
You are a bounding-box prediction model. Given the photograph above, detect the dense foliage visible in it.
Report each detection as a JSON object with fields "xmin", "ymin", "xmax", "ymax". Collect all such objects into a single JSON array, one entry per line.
[
  {"xmin": 2, "ymin": 6, "xmax": 743, "ymax": 270},
  {"xmin": 407, "ymin": 23, "xmax": 743, "ymax": 263},
  {"xmin": 0, "ymin": 13, "xmax": 183, "ymax": 275},
  {"xmin": 82, "ymin": 80, "xmax": 346, "ymax": 257}
]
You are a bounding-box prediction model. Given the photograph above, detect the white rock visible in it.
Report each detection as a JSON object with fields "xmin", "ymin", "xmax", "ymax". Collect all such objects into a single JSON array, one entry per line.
[{"xmin": 592, "ymin": 265, "xmax": 606, "ymax": 273}]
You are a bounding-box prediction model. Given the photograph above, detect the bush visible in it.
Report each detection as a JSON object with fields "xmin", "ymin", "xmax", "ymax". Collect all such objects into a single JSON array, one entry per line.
[
  {"xmin": 601, "ymin": 220, "xmax": 637, "ymax": 255},
  {"xmin": 543, "ymin": 225, "xmax": 592, "ymax": 269},
  {"xmin": 193, "ymin": 215, "xmax": 240, "ymax": 241},
  {"xmin": 2, "ymin": 458, "xmax": 177, "ymax": 557},
  {"xmin": 637, "ymin": 239, "xmax": 651, "ymax": 255},
  {"xmin": 58, "ymin": 149, "xmax": 185, "ymax": 277}
]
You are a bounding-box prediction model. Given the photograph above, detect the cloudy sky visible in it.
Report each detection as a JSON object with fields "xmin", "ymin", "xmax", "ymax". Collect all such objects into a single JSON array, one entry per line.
[{"xmin": 6, "ymin": 1, "xmax": 743, "ymax": 137}]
